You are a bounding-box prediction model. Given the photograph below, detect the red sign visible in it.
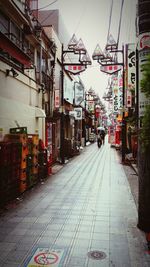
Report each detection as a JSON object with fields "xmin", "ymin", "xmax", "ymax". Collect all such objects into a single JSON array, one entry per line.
[
  {"xmin": 100, "ymin": 65, "xmax": 122, "ymax": 75},
  {"xmin": 95, "ymin": 107, "xmax": 100, "ymax": 118},
  {"xmin": 138, "ymin": 32, "xmax": 150, "ymax": 50},
  {"xmin": 64, "ymin": 65, "xmax": 86, "ymax": 74},
  {"xmin": 54, "ymin": 90, "xmax": 60, "ymax": 108}
]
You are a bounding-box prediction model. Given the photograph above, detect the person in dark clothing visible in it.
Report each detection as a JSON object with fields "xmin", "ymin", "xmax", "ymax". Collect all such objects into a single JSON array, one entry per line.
[
  {"xmin": 97, "ymin": 131, "xmax": 102, "ymax": 148},
  {"xmin": 99, "ymin": 129, "xmax": 105, "ymax": 144}
]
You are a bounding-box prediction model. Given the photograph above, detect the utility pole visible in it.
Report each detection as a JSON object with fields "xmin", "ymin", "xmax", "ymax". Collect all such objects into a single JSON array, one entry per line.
[
  {"xmin": 60, "ymin": 44, "xmax": 65, "ymax": 164},
  {"xmin": 121, "ymin": 44, "xmax": 126, "ymax": 163}
]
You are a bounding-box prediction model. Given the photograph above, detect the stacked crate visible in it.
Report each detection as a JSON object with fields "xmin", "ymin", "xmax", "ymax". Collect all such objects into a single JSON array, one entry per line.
[
  {"xmin": 0, "ymin": 141, "xmax": 22, "ymax": 207},
  {"xmin": 5, "ymin": 127, "xmax": 28, "ymax": 194},
  {"xmin": 27, "ymin": 134, "xmax": 39, "ymax": 187},
  {"xmin": 19, "ymin": 134, "xmax": 28, "ymax": 193}
]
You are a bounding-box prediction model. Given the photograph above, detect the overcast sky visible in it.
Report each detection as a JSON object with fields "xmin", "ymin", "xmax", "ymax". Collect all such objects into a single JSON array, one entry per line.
[{"xmin": 38, "ymin": 0, "xmax": 137, "ymax": 99}]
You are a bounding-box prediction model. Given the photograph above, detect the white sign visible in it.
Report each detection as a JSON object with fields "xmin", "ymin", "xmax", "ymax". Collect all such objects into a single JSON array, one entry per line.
[
  {"xmin": 74, "ymin": 107, "xmax": 82, "ymax": 120},
  {"xmin": 138, "ymin": 49, "xmax": 150, "ymax": 117},
  {"xmin": 74, "ymin": 82, "xmax": 84, "ymax": 105}
]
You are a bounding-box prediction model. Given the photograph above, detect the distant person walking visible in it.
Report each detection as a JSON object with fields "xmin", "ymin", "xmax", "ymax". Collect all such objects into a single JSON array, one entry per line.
[
  {"xmin": 100, "ymin": 129, "xmax": 105, "ymax": 144},
  {"xmin": 97, "ymin": 130, "xmax": 102, "ymax": 148},
  {"xmin": 97, "ymin": 127, "xmax": 105, "ymax": 145}
]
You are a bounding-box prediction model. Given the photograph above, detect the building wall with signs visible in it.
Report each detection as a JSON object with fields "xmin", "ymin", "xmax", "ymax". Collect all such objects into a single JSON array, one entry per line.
[{"xmin": 138, "ymin": 32, "xmax": 150, "ymax": 119}]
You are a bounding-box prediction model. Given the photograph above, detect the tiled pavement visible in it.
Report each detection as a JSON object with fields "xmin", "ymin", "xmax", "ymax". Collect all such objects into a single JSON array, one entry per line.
[{"xmin": 0, "ymin": 139, "xmax": 150, "ymax": 266}]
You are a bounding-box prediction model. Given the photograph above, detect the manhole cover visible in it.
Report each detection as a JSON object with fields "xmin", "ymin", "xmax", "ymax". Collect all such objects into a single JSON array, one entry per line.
[{"xmin": 87, "ymin": 250, "xmax": 106, "ymax": 260}]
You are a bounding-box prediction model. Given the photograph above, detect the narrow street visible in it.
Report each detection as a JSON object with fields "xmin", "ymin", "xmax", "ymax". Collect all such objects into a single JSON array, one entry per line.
[{"xmin": 0, "ymin": 138, "xmax": 150, "ymax": 267}]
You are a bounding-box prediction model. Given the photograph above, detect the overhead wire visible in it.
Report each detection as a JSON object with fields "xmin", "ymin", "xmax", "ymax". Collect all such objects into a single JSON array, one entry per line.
[
  {"xmin": 40, "ymin": 9, "xmax": 57, "ymax": 24},
  {"xmin": 35, "ymin": 0, "xmax": 58, "ymax": 11},
  {"xmin": 117, "ymin": 0, "xmax": 124, "ymax": 46},
  {"xmin": 107, "ymin": 0, "xmax": 113, "ymax": 43},
  {"xmin": 73, "ymin": 0, "xmax": 89, "ymax": 35}
]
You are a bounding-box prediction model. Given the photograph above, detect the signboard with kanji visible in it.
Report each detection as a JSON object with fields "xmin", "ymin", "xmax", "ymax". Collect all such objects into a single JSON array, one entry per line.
[
  {"xmin": 125, "ymin": 43, "xmax": 136, "ymax": 108},
  {"xmin": 100, "ymin": 64, "xmax": 122, "ymax": 75},
  {"xmin": 64, "ymin": 65, "xmax": 86, "ymax": 74},
  {"xmin": 137, "ymin": 32, "xmax": 150, "ymax": 118},
  {"xmin": 74, "ymin": 107, "xmax": 82, "ymax": 120},
  {"xmin": 54, "ymin": 90, "xmax": 60, "ymax": 108}
]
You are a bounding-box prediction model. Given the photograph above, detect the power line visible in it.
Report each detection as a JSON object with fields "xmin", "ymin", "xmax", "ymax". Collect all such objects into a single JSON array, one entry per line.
[
  {"xmin": 73, "ymin": 0, "xmax": 89, "ymax": 34},
  {"xmin": 107, "ymin": 0, "xmax": 113, "ymax": 43},
  {"xmin": 117, "ymin": 0, "xmax": 124, "ymax": 46},
  {"xmin": 37, "ymin": 0, "xmax": 58, "ymax": 11},
  {"xmin": 40, "ymin": 10, "xmax": 56, "ymax": 24}
]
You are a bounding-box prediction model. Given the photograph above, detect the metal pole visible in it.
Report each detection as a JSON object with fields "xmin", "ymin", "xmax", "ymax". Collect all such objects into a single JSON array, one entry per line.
[
  {"xmin": 60, "ymin": 44, "xmax": 65, "ymax": 164},
  {"xmin": 122, "ymin": 44, "xmax": 126, "ymax": 163},
  {"xmin": 84, "ymin": 92, "xmax": 87, "ymax": 146}
]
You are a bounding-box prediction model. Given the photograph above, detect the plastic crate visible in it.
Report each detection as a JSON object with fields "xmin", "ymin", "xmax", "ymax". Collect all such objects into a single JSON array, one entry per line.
[
  {"xmin": 20, "ymin": 156, "xmax": 27, "ymax": 169},
  {"xmin": 0, "ymin": 142, "xmax": 11, "ymax": 166},
  {"xmin": 19, "ymin": 179, "xmax": 27, "ymax": 193},
  {"xmin": 32, "ymin": 163, "xmax": 38, "ymax": 174},
  {"xmin": 10, "ymin": 163, "xmax": 20, "ymax": 181},
  {"xmin": 20, "ymin": 168, "xmax": 27, "ymax": 179},
  {"xmin": 26, "ymin": 154, "xmax": 33, "ymax": 168},
  {"xmin": 32, "ymin": 154, "xmax": 38, "ymax": 164},
  {"xmin": 11, "ymin": 142, "xmax": 22, "ymax": 164}
]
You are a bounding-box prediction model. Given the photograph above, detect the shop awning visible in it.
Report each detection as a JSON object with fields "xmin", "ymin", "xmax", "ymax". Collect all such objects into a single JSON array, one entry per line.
[{"xmin": 35, "ymin": 107, "xmax": 46, "ymax": 118}]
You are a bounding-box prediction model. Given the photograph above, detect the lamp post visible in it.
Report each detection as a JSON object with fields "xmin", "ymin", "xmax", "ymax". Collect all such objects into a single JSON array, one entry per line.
[
  {"xmin": 60, "ymin": 35, "xmax": 91, "ymax": 164},
  {"xmin": 92, "ymin": 38, "xmax": 126, "ymax": 162}
]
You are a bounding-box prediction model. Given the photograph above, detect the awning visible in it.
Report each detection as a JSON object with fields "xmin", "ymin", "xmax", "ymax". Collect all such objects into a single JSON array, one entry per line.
[
  {"xmin": 0, "ymin": 32, "xmax": 32, "ymax": 67},
  {"xmin": 35, "ymin": 107, "xmax": 46, "ymax": 118}
]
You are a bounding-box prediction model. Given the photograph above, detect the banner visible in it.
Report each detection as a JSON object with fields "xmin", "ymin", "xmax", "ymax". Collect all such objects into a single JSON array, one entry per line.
[
  {"xmin": 54, "ymin": 90, "xmax": 60, "ymax": 108},
  {"xmin": 118, "ymin": 73, "xmax": 123, "ymax": 110},
  {"xmin": 126, "ymin": 44, "xmax": 136, "ymax": 108},
  {"xmin": 112, "ymin": 75, "xmax": 119, "ymax": 114}
]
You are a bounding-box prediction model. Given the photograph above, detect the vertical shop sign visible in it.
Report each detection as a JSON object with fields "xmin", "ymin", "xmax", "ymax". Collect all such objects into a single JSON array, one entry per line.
[
  {"xmin": 138, "ymin": 32, "xmax": 150, "ymax": 118},
  {"xmin": 74, "ymin": 82, "xmax": 84, "ymax": 105},
  {"xmin": 54, "ymin": 90, "xmax": 60, "ymax": 108},
  {"xmin": 45, "ymin": 122, "xmax": 52, "ymax": 160},
  {"xmin": 126, "ymin": 44, "xmax": 136, "ymax": 107},
  {"xmin": 118, "ymin": 73, "xmax": 123, "ymax": 110},
  {"xmin": 113, "ymin": 75, "xmax": 119, "ymax": 114},
  {"xmin": 87, "ymin": 100, "xmax": 94, "ymax": 113}
]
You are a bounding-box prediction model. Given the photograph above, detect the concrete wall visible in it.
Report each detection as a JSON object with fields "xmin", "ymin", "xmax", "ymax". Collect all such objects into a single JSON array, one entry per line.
[{"xmin": 0, "ymin": 61, "xmax": 45, "ymax": 140}]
